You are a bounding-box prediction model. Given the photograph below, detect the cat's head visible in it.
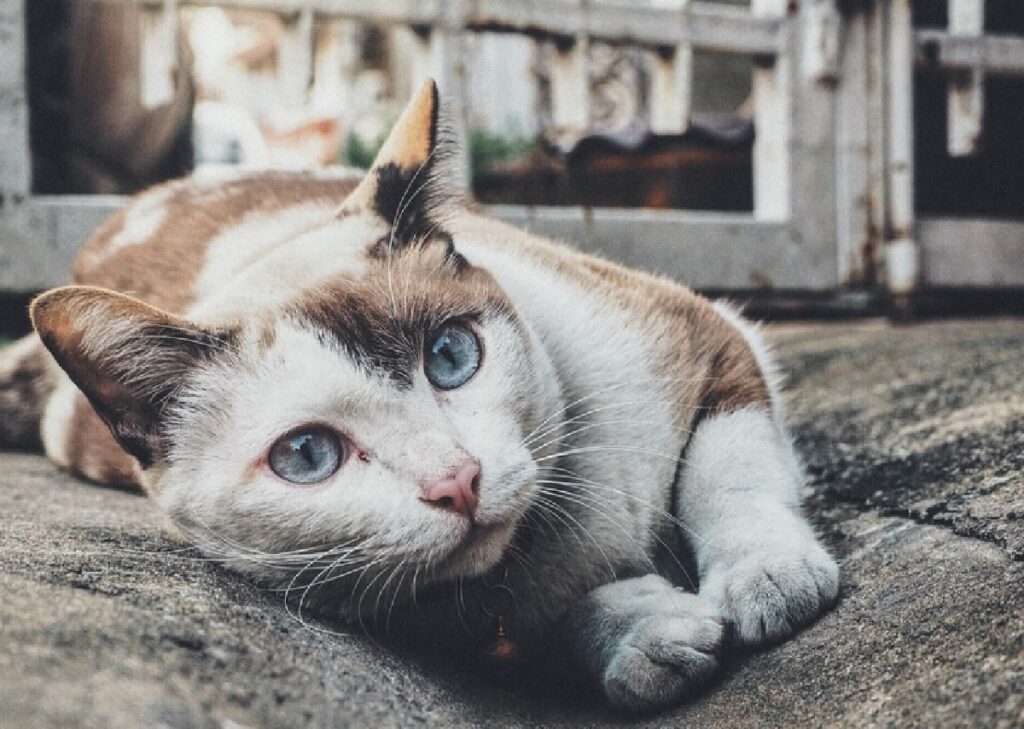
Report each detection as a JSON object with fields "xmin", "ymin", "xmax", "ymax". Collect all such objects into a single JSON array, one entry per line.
[{"xmin": 31, "ymin": 82, "xmax": 564, "ymax": 603}]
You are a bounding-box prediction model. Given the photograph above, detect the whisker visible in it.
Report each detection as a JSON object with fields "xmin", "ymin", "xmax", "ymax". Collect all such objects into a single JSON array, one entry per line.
[
  {"xmin": 537, "ymin": 478, "xmax": 697, "ymax": 590},
  {"xmin": 541, "ymin": 468, "xmax": 712, "ymax": 550},
  {"xmin": 522, "ymin": 375, "xmax": 724, "ymax": 447},
  {"xmin": 534, "ymin": 495, "xmax": 617, "ymax": 579},
  {"xmin": 534, "ymin": 444, "xmax": 690, "ymax": 466}
]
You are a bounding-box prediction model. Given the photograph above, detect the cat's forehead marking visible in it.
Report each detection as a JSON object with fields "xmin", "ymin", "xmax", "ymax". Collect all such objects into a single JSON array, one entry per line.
[{"xmin": 285, "ymin": 249, "xmax": 511, "ymax": 387}]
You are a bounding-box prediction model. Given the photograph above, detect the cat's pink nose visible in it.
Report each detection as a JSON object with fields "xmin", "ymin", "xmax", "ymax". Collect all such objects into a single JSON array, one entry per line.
[{"xmin": 420, "ymin": 459, "xmax": 480, "ymax": 519}]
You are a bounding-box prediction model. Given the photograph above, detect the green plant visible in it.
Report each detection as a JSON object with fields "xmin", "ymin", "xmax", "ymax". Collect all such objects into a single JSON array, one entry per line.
[
  {"xmin": 469, "ymin": 129, "xmax": 537, "ymax": 181},
  {"xmin": 338, "ymin": 131, "xmax": 387, "ymax": 169},
  {"xmin": 338, "ymin": 127, "xmax": 537, "ymax": 182}
]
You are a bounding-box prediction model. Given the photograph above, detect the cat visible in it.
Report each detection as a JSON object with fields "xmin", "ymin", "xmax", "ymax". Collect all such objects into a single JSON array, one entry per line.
[{"xmin": 0, "ymin": 80, "xmax": 838, "ymax": 712}]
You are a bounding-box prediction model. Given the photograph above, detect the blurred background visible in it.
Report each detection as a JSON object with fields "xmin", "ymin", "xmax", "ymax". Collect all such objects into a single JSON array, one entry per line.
[{"xmin": 1, "ymin": 0, "xmax": 1023, "ymax": 339}]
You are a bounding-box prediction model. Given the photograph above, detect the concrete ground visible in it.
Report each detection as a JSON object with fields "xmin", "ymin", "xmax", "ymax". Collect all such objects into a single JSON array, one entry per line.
[{"xmin": 1, "ymin": 319, "xmax": 1022, "ymax": 728}]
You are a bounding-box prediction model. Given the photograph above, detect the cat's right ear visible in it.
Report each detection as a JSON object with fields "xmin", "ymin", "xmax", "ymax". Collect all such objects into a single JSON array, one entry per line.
[
  {"xmin": 339, "ymin": 79, "xmax": 456, "ymax": 244},
  {"xmin": 31, "ymin": 286, "xmax": 236, "ymax": 468}
]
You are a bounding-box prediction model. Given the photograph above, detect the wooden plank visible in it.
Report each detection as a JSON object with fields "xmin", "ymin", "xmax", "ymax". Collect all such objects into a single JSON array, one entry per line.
[
  {"xmin": 864, "ymin": 0, "xmax": 886, "ymax": 276},
  {"xmin": 835, "ymin": 8, "xmax": 871, "ymax": 285},
  {"xmin": 139, "ymin": 0, "xmax": 179, "ymax": 109},
  {"xmin": 650, "ymin": 41, "xmax": 692, "ymax": 135},
  {"xmin": 86, "ymin": 0, "xmax": 784, "ymax": 56},
  {"xmin": 946, "ymin": 0, "xmax": 984, "ymax": 156},
  {"xmin": 885, "ymin": 0, "xmax": 918, "ymax": 296},
  {"xmin": 84, "ymin": 0, "xmax": 440, "ymax": 25},
  {"xmin": 491, "ymin": 206, "xmax": 834, "ymax": 290},
  {"xmin": 466, "ymin": 0, "xmax": 782, "ymax": 55},
  {"xmin": 915, "ymin": 31, "xmax": 1024, "ymax": 76},
  {"xmin": 550, "ymin": 37, "xmax": 589, "ymax": 130},
  {"xmin": 0, "ymin": 0, "xmax": 36, "ymax": 293},
  {"xmin": 919, "ymin": 218, "xmax": 1024, "ymax": 287},
  {"xmin": 751, "ymin": 0, "xmax": 791, "ymax": 222},
  {"xmin": 0, "ymin": 197, "xmax": 125, "ymax": 292},
  {"xmin": 432, "ymin": 0, "xmax": 471, "ymax": 190},
  {"xmin": 0, "ymin": 0, "xmax": 31, "ymax": 197},
  {"xmin": 801, "ymin": 0, "xmax": 840, "ymax": 83},
  {"xmin": 788, "ymin": 0, "xmax": 838, "ymax": 286},
  {"xmin": 1, "ymin": 197, "xmax": 831, "ymax": 291},
  {"xmin": 279, "ymin": 7, "xmax": 315, "ymax": 106},
  {"xmin": 18, "ymin": 204, "xmax": 1024, "ymax": 290}
]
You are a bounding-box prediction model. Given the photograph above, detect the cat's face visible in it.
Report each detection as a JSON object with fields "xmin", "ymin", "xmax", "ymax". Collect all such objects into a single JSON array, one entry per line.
[
  {"xmin": 159, "ymin": 242, "xmax": 561, "ymax": 586},
  {"xmin": 31, "ymin": 81, "xmax": 564, "ymax": 600}
]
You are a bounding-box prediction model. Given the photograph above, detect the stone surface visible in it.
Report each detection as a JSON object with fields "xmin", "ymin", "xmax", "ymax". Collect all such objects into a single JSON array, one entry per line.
[{"xmin": 1, "ymin": 319, "xmax": 1022, "ymax": 728}]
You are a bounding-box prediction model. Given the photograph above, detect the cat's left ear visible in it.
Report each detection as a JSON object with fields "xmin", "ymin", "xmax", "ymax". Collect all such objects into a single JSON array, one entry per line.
[
  {"xmin": 340, "ymin": 78, "xmax": 456, "ymax": 241},
  {"xmin": 31, "ymin": 286, "xmax": 236, "ymax": 468}
]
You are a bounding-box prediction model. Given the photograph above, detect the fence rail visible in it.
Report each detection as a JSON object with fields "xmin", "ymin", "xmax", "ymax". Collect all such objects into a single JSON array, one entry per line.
[{"xmin": 1, "ymin": 0, "xmax": 1022, "ymax": 302}]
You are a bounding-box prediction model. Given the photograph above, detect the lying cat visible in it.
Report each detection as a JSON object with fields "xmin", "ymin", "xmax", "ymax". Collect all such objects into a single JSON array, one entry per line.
[{"xmin": 0, "ymin": 81, "xmax": 837, "ymax": 712}]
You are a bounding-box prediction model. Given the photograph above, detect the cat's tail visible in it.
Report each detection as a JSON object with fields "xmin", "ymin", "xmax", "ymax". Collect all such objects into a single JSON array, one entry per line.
[{"xmin": 0, "ymin": 333, "xmax": 56, "ymax": 450}]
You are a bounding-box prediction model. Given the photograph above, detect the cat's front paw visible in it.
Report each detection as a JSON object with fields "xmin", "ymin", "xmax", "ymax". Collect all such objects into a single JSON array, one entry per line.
[
  {"xmin": 701, "ymin": 540, "xmax": 839, "ymax": 647},
  {"xmin": 592, "ymin": 576, "xmax": 724, "ymax": 712}
]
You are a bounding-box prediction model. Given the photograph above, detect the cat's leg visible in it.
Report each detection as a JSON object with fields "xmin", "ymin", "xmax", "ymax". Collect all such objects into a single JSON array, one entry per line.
[
  {"xmin": 558, "ymin": 573, "xmax": 724, "ymax": 712},
  {"xmin": 677, "ymin": 406, "xmax": 839, "ymax": 646},
  {"xmin": 0, "ymin": 334, "xmax": 53, "ymax": 450}
]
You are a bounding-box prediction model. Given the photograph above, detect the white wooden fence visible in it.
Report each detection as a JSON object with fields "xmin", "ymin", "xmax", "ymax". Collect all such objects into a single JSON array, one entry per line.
[{"xmin": 0, "ymin": 0, "xmax": 1022, "ymax": 299}]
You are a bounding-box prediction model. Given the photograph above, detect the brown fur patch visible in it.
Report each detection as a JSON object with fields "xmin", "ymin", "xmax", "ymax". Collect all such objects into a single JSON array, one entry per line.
[
  {"xmin": 22, "ymin": 172, "xmax": 358, "ymax": 485},
  {"xmin": 289, "ymin": 239, "xmax": 510, "ymax": 387},
  {"xmin": 74, "ymin": 172, "xmax": 361, "ymax": 315},
  {"xmin": 64, "ymin": 390, "xmax": 142, "ymax": 488}
]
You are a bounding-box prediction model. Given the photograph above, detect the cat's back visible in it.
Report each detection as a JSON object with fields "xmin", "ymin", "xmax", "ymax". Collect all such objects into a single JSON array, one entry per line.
[{"xmin": 73, "ymin": 170, "xmax": 362, "ymax": 315}]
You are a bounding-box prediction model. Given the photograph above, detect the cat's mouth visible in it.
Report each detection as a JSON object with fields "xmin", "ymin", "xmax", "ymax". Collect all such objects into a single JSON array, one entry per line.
[
  {"xmin": 429, "ymin": 468, "xmax": 537, "ymax": 579},
  {"xmin": 438, "ymin": 517, "xmax": 519, "ymax": 578}
]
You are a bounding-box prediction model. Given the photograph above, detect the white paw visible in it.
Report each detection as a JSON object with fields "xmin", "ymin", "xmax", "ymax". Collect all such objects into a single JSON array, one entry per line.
[
  {"xmin": 701, "ymin": 541, "xmax": 839, "ymax": 647},
  {"xmin": 594, "ymin": 576, "xmax": 724, "ymax": 712}
]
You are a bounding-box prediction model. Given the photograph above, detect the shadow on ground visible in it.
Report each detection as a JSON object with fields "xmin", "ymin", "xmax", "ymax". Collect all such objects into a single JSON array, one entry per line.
[{"xmin": 1, "ymin": 320, "xmax": 1022, "ymax": 728}]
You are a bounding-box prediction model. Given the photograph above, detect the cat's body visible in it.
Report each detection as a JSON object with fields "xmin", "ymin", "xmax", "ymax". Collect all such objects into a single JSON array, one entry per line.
[{"xmin": 1, "ymin": 82, "xmax": 837, "ymax": 712}]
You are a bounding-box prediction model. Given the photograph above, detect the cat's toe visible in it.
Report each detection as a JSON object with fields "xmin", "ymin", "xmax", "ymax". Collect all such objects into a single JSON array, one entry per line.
[
  {"xmin": 601, "ymin": 605, "xmax": 723, "ymax": 712},
  {"xmin": 704, "ymin": 543, "xmax": 839, "ymax": 647}
]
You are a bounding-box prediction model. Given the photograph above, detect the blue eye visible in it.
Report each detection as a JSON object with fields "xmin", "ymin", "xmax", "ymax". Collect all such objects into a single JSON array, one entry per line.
[
  {"xmin": 424, "ymin": 322, "xmax": 481, "ymax": 390},
  {"xmin": 269, "ymin": 427, "xmax": 343, "ymax": 484}
]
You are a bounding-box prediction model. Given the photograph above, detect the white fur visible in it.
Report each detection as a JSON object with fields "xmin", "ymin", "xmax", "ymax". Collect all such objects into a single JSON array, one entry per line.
[
  {"xmin": 461, "ymin": 241, "xmax": 683, "ymax": 552},
  {"xmin": 155, "ymin": 312, "xmax": 556, "ymax": 587},
  {"xmin": 677, "ymin": 408, "xmax": 838, "ymax": 645},
  {"xmin": 104, "ymin": 185, "xmax": 174, "ymax": 255},
  {"xmin": 581, "ymin": 574, "xmax": 723, "ymax": 712},
  {"xmin": 188, "ymin": 204, "xmax": 380, "ymax": 323},
  {"xmin": 41, "ymin": 376, "xmax": 78, "ymax": 468}
]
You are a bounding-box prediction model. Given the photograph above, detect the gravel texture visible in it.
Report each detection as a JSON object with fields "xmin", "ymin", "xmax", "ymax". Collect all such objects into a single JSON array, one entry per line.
[{"xmin": 1, "ymin": 319, "xmax": 1022, "ymax": 728}]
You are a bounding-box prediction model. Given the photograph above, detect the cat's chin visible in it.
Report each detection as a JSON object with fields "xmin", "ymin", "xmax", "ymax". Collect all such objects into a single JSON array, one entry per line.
[{"xmin": 436, "ymin": 518, "xmax": 518, "ymax": 579}]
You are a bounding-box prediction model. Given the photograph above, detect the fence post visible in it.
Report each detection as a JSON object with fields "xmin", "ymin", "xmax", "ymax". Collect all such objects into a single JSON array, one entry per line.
[
  {"xmin": 550, "ymin": 36, "xmax": 590, "ymax": 132},
  {"xmin": 0, "ymin": 0, "xmax": 40, "ymax": 291},
  {"xmin": 835, "ymin": 5, "xmax": 872, "ymax": 285},
  {"xmin": 140, "ymin": 0, "xmax": 179, "ymax": 109},
  {"xmin": 650, "ymin": 0, "xmax": 691, "ymax": 135},
  {"xmin": 885, "ymin": 0, "xmax": 919, "ymax": 304},
  {"xmin": 864, "ymin": 2, "xmax": 887, "ymax": 283},
  {"xmin": 409, "ymin": 2, "xmax": 470, "ymax": 188},
  {"xmin": 279, "ymin": 8, "xmax": 315, "ymax": 108},
  {"xmin": 751, "ymin": 0, "xmax": 791, "ymax": 222},
  {"xmin": 947, "ymin": 0, "xmax": 984, "ymax": 156}
]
